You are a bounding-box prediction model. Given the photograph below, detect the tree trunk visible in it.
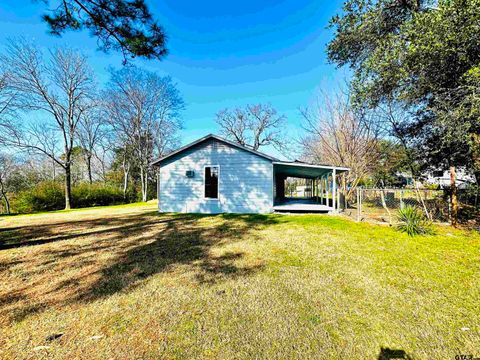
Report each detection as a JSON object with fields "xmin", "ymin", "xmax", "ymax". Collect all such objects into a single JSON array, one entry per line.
[
  {"xmin": 414, "ymin": 181, "xmax": 431, "ymax": 220},
  {"xmin": 122, "ymin": 150, "xmax": 130, "ymax": 201},
  {"xmin": 140, "ymin": 167, "xmax": 147, "ymax": 202},
  {"xmin": 65, "ymin": 163, "xmax": 72, "ymax": 210},
  {"xmin": 144, "ymin": 173, "xmax": 148, "ymax": 202},
  {"xmin": 450, "ymin": 165, "xmax": 458, "ymax": 226},
  {"xmin": 2, "ymin": 192, "xmax": 10, "ymax": 214},
  {"xmin": 0, "ymin": 179, "xmax": 10, "ymax": 214},
  {"xmin": 123, "ymin": 168, "xmax": 129, "ymax": 200},
  {"xmin": 379, "ymin": 181, "xmax": 392, "ymax": 225},
  {"xmin": 86, "ymin": 154, "xmax": 93, "ymax": 184},
  {"xmin": 102, "ymin": 154, "xmax": 107, "ymax": 185}
]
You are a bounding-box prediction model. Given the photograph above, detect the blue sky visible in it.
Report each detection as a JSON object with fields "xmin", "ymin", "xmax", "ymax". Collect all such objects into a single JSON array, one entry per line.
[{"xmin": 0, "ymin": 0, "xmax": 348, "ymax": 158}]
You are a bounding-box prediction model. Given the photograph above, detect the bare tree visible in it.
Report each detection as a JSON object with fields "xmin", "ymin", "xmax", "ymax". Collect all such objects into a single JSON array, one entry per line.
[
  {"xmin": 300, "ymin": 92, "xmax": 381, "ymax": 195},
  {"xmin": 0, "ymin": 68, "xmax": 18, "ymax": 140},
  {"xmin": 117, "ymin": 143, "xmax": 135, "ymax": 200},
  {"xmin": 215, "ymin": 104, "xmax": 287, "ymax": 152},
  {"xmin": 94, "ymin": 133, "xmax": 115, "ymax": 184},
  {"xmin": 0, "ymin": 73, "xmax": 11, "ymax": 116},
  {"xmin": 1, "ymin": 40, "xmax": 94, "ymax": 209},
  {"xmin": 104, "ymin": 67, "xmax": 183, "ymax": 202},
  {"xmin": 0, "ymin": 72, "xmax": 8, "ymax": 113},
  {"xmin": 77, "ymin": 107, "xmax": 106, "ymax": 183}
]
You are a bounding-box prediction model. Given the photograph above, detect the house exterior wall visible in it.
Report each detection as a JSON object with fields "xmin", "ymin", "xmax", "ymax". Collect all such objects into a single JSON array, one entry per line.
[
  {"xmin": 425, "ymin": 168, "xmax": 475, "ymax": 189},
  {"xmin": 158, "ymin": 139, "xmax": 274, "ymax": 214}
]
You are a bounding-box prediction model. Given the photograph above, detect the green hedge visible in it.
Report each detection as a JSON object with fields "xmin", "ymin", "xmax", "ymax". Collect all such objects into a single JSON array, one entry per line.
[
  {"xmin": 12, "ymin": 182, "xmax": 126, "ymax": 213},
  {"xmin": 72, "ymin": 183, "xmax": 125, "ymax": 208},
  {"xmin": 13, "ymin": 181, "xmax": 64, "ymax": 213}
]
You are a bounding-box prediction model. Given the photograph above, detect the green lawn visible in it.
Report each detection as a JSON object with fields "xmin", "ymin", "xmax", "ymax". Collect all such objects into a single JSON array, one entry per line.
[{"xmin": 0, "ymin": 203, "xmax": 479, "ymax": 359}]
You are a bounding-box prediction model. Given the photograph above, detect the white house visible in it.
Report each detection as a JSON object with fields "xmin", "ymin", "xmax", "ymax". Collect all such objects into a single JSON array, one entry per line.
[
  {"xmin": 425, "ymin": 168, "xmax": 475, "ymax": 189},
  {"xmin": 397, "ymin": 168, "xmax": 475, "ymax": 189},
  {"xmin": 152, "ymin": 134, "xmax": 349, "ymax": 214}
]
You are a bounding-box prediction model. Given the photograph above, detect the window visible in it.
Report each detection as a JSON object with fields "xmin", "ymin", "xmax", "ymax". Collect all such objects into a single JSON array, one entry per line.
[{"xmin": 204, "ymin": 166, "xmax": 219, "ymax": 199}]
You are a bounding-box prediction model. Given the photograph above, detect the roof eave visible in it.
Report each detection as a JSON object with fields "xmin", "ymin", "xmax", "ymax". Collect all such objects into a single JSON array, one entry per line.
[
  {"xmin": 272, "ymin": 161, "xmax": 350, "ymax": 172},
  {"xmin": 151, "ymin": 134, "xmax": 278, "ymax": 166}
]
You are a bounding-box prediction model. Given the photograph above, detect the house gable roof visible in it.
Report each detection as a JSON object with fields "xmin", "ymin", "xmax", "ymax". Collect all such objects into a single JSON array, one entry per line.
[{"xmin": 151, "ymin": 134, "xmax": 278, "ymax": 166}]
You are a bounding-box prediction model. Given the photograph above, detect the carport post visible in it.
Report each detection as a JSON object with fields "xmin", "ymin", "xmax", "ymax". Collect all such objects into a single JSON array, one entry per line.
[
  {"xmin": 325, "ymin": 175, "xmax": 330, "ymax": 206},
  {"xmin": 332, "ymin": 168, "xmax": 337, "ymax": 213},
  {"xmin": 319, "ymin": 176, "xmax": 323, "ymax": 204},
  {"xmin": 322, "ymin": 177, "xmax": 325, "ymax": 204},
  {"xmin": 321, "ymin": 176, "xmax": 325, "ymax": 205}
]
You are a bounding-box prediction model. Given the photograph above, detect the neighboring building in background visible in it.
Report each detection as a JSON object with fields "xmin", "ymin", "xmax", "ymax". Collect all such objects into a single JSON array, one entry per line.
[
  {"xmin": 295, "ymin": 185, "xmax": 308, "ymax": 197},
  {"xmin": 424, "ymin": 168, "xmax": 475, "ymax": 189},
  {"xmin": 396, "ymin": 168, "xmax": 474, "ymax": 189}
]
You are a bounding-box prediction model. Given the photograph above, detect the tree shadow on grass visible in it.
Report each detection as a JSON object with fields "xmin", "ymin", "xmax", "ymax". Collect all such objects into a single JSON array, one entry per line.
[
  {"xmin": 78, "ymin": 214, "xmax": 276, "ymax": 301},
  {"xmin": 0, "ymin": 212, "xmax": 164, "ymax": 250},
  {"xmin": 0, "ymin": 210, "xmax": 280, "ymax": 324}
]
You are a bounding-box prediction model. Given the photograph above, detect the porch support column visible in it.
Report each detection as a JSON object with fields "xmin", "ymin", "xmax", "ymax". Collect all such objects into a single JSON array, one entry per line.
[
  {"xmin": 325, "ymin": 175, "xmax": 330, "ymax": 206},
  {"xmin": 324, "ymin": 176, "xmax": 327, "ymax": 205},
  {"xmin": 157, "ymin": 170, "xmax": 161, "ymax": 211},
  {"xmin": 320, "ymin": 177, "xmax": 323, "ymax": 204},
  {"xmin": 319, "ymin": 176, "xmax": 323, "ymax": 204},
  {"xmin": 332, "ymin": 168, "xmax": 337, "ymax": 213}
]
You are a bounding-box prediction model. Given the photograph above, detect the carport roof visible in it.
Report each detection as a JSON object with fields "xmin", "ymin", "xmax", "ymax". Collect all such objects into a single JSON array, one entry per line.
[{"xmin": 273, "ymin": 161, "xmax": 349, "ymax": 179}]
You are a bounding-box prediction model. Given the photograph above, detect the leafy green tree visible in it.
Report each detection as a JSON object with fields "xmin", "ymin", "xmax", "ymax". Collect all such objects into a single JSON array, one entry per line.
[
  {"xmin": 40, "ymin": 0, "xmax": 167, "ymax": 63},
  {"xmin": 328, "ymin": 0, "xmax": 480, "ymax": 224},
  {"xmin": 371, "ymin": 140, "xmax": 411, "ymax": 187}
]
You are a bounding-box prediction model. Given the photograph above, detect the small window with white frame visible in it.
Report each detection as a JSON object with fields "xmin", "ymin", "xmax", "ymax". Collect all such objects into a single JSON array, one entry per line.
[{"xmin": 204, "ymin": 166, "xmax": 219, "ymax": 199}]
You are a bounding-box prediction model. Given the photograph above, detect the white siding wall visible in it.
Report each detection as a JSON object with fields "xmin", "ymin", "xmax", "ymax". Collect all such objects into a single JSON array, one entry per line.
[{"xmin": 159, "ymin": 139, "xmax": 274, "ymax": 214}]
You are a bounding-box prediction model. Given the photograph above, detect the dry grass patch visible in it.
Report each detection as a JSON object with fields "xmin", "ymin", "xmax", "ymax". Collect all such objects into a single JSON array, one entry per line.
[{"xmin": 0, "ymin": 203, "xmax": 479, "ymax": 359}]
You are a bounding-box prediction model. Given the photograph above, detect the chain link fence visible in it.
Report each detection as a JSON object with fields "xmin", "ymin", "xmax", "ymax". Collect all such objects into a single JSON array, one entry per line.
[{"xmin": 343, "ymin": 187, "xmax": 464, "ymax": 225}]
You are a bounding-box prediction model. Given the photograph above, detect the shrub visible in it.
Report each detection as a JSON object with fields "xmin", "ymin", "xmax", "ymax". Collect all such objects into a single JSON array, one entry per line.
[
  {"xmin": 72, "ymin": 183, "xmax": 124, "ymax": 208},
  {"xmin": 12, "ymin": 181, "xmax": 126, "ymax": 213},
  {"xmin": 396, "ymin": 205, "xmax": 434, "ymax": 237},
  {"xmin": 13, "ymin": 181, "xmax": 64, "ymax": 213}
]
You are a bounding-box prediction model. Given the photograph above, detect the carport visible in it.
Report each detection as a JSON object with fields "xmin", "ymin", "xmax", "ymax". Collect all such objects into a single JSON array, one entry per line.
[{"xmin": 273, "ymin": 161, "xmax": 349, "ymax": 213}]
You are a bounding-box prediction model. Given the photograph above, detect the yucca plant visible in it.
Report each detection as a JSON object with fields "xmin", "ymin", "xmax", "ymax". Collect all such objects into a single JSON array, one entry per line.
[{"xmin": 397, "ymin": 205, "xmax": 433, "ymax": 237}]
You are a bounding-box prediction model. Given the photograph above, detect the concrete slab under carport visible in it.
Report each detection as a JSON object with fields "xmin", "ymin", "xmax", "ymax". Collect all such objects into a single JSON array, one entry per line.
[
  {"xmin": 273, "ymin": 161, "xmax": 349, "ymax": 213},
  {"xmin": 273, "ymin": 197, "xmax": 333, "ymax": 213}
]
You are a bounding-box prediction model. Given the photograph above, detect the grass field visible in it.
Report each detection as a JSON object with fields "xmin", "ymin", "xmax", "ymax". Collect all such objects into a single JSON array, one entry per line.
[{"xmin": 0, "ymin": 203, "xmax": 479, "ymax": 359}]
